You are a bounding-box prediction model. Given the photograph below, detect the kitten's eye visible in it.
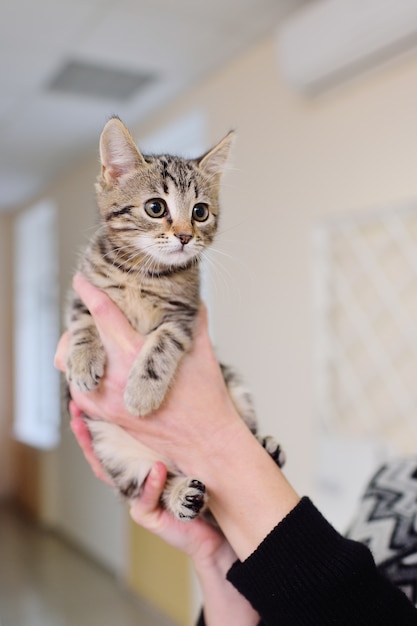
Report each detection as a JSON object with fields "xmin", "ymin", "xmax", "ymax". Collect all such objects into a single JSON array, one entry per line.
[
  {"xmin": 193, "ymin": 203, "xmax": 209, "ymax": 222},
  {"xmin": 144, "ymin": 198, "xmax": 167, "ymax": 218}
]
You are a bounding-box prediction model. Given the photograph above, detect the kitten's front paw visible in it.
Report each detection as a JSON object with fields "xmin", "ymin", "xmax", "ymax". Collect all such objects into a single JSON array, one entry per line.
[
  {"xmin": 124, "ymin": 377, "xmax": 166, "ymax": 416},
  {"xmin": 164, "ymin": 478, "xmax": 207, "ymax": 521},
  {"xmin": 66, "ymin": 345, "xmax": 106, "ymax": 392}
]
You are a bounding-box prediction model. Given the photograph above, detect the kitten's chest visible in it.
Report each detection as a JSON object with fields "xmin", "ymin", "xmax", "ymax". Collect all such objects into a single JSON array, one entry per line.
[
  {"xmin": 88, "ymin": 269, "xmax": 200, "ymax": 337},
  {"xmin": 109, "ymin": 284, "xmax": 163, "ymax": 335},
  {"xmin": 80, "ymin": 236, "xmax": 200, "ymax": 334}
]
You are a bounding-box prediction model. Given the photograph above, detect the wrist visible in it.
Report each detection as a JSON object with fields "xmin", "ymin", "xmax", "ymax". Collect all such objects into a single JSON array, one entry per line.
[
  {"xmin": 192, "ymin": 515, "xmax": 262, "ymax": 626},
  {"xmin": 193, "ymin": 536, "xmax": 238, "ymax": 579},
  {"xmin": 200, "ymin": 423, "xmax": 300, "ymax": 561}
]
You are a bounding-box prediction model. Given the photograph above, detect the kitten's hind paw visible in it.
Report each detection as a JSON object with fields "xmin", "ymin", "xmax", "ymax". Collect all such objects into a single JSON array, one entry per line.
[{"xmin": 163, "ymin": 477, "xmax": 207, "ymax": 521}]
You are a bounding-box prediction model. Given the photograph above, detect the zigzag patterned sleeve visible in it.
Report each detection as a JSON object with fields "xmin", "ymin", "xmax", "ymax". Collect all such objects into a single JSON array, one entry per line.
[{"xmin": 347, "ymin": 457, "xmax": 417, "ymax": 608}]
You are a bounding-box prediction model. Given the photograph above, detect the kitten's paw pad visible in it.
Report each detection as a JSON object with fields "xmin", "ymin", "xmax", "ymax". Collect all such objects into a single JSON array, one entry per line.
[
  {"xmin": 172, "ymin": 479, "xmax": 207, "ymax": 521},
  {"xmin": 259, "ymin": 435, "xmax": 286, "ymax": 468},
  {"xmin": 124, "ymin": 379, "xmax": 165, "ymax": 416},
  {"xmin": 66, "ymin": 347, "xmax": 105, "ymax": 392}
]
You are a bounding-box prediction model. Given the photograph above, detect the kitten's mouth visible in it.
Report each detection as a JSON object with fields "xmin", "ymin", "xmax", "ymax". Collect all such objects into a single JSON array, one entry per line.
[
  {"xmin": 173, "ymin": 241, "xmax": 194, "ymax": 254},
  {"xmin": 162, "ymin": 244, "xmax": 198, "ymax": 265}
]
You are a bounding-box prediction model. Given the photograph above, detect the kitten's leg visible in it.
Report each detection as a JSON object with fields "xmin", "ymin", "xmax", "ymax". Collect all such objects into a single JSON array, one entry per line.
[
  {"xmin": 256, "ymin": 435, "xmax": 286, "ymax": 468},
  {"xmin": 86, "ymin": 420, "xmax": 207, "ymax": 520},
  {"xmin": 124, "ymin": 320, "xmax": 193, "ymax": 416},
  {"xmin": 220, "ymin": 363, "xmax": 257, "ymax": 433},
  {"xmin": 66, "ymin": 298, "xmax": 106, "ymax": 392},
  {"xmin": 162, "ymin": 475, "xmax": 207, "ymax": 520},
  {"xmin": 221, "ymin": 363, "xmax": 286, "ymax": 468},
  {"xmin": 87, "ymin": 420, "xmax": 158, "ymax": 498}
]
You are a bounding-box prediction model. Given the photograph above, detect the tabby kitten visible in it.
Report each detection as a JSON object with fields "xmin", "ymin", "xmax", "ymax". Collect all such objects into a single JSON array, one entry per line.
[{"xmin": 66, "ymin": 117, "xmax": 284, "ymax": 520}]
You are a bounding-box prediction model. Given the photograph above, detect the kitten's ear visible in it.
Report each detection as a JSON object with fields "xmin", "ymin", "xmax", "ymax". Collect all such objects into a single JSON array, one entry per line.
[
  {"xmin": 197, "ymin": 131, "xmax": 234, "ymax": 177},
  {"xmin": 99, "ymin": 117, "xmax": 146, "ymax": 185}
]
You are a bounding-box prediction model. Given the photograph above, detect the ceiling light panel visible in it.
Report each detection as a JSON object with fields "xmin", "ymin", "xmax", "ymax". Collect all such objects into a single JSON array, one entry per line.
[{"xmin": 47, "ymin": 59, "xmax": 156, "ymax": 101}]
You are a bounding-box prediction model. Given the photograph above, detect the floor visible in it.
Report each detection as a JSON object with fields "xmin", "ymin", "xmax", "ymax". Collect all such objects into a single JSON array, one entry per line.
[{"xmin": 0, "ymin": 505, "xmax": 177, "ymax": 626}]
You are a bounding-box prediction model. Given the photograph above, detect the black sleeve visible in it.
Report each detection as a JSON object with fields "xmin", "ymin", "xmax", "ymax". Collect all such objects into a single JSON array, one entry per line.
[
  {"xmin": 226, "ymin": 497, "xmax": 417, "ymax": 626},
  {"xmin": 195, "ymin": 609, "xmax": 265, "ymax": 626},
  {"xmin": 195, "ymin": 609, "xmax": 204, "ymax": 626}
]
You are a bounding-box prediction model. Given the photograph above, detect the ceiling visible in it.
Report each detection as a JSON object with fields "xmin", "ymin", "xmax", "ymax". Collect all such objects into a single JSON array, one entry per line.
[{"xmin": 0, "ymin": 0, "xmax": 307, "ymax": 212}]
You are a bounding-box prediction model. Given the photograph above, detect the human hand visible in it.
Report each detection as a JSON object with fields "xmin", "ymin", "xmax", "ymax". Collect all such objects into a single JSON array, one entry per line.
[
  {"xmin": 56, "ymin": 274, "xmax": 300, "ymax": 562},
  {"xmin": 70, "ymin": 412, "xmax": 230, "ymax": 565},
  {"xmin": 55, "ymin": 273, "xmax": 244, "ymax": 480},
  {"xmin": 71, "ymin": 411, "xmax": 262, "ymax": 626}
]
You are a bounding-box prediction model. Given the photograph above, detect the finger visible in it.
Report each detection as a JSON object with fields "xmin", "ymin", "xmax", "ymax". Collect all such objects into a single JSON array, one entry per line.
[
  {"xmin": 54, "ymin": 331, "xmax": 70, "ymax": 372},
  {"xmin": 69, "ymin": 389, "xmax": 101, "ymax": 423},
  {"xmin": 198, "ymin": 301, "xmax": 208, "ymax": 323},
  {"xmin": 69, "ymin": 400, "xmax": 83, "ymax": 418},
  {"xmin": 72, "ymin": 273, "xmax": 143, "ymax": 352},
  {"xmin": 129, "ymin": 462, "xmax": 167, "ymax": 522},
  {"xmin": 191, "ymin": 304, "xmax": 217, "ymax": 363},
  {"xmin": 142, "ymin": 462, "xmax": 167, "ymax": 506},
  {"xmin": 195, "ymin": 304, "xmax": 209, "ymax": 341},
  {"xmin": 70, "ymin": 416, "xmax": 112, "ymax": 485}
]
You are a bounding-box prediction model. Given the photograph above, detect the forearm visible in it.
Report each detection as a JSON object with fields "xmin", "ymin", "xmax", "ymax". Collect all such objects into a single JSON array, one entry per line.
[
  {"xmin": 193, "ymin": 540, "xmax": 260, "ymax": 626},
  {"xmin": 195, "ymin": 419, "xmax": 300, "ymax": 562}
]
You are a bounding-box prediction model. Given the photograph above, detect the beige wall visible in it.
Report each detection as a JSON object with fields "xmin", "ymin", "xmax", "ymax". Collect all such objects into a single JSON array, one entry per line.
[
  {"xmin": 4, "ymin": 25, "xmax": 417, "ymax": 624},
  {"xmin": 128, "ymin": 523, "xmax": 191, "ymax": 626}
]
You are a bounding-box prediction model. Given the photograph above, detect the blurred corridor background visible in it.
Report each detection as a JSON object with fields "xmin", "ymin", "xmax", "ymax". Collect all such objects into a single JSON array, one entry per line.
[{"xmin": 2, "ymin": 0, "xmax": 417, "ymax": 624}]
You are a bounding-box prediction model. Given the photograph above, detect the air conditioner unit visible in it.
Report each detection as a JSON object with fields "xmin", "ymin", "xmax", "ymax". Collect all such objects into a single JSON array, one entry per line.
[{"xmin": 277, "ymin": 0, "xmax": 417, "ymax": 94}]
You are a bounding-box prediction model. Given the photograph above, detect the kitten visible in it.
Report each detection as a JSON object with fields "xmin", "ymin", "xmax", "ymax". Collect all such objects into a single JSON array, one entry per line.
[{"xmin": 66, "ymin": 117, "xmax": 284, "ymax": 520}]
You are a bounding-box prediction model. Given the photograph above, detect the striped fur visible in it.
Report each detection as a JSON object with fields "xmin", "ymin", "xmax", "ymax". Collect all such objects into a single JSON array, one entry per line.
[{"xmin": 65, "ymin": 117, "xmax": 284, "ymax": 520}]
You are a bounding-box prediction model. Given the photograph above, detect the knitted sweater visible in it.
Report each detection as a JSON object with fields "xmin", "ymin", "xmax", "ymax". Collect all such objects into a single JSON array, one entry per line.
[{"xmin": 196, "ymin": 497, "xmax": 417, "ymax": 625}]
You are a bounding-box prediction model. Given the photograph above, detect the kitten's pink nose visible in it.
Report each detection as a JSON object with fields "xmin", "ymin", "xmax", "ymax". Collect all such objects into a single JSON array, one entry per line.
[{"xmin": 175, "ymin": 233, "xmax": 192, "ymax": 246}]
